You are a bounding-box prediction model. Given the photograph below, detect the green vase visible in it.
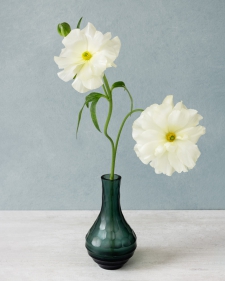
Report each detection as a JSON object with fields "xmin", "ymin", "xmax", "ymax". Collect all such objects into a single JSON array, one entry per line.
[{"xmin": 85, "ymin": 174, "xmax": 137, "ymax": 270}]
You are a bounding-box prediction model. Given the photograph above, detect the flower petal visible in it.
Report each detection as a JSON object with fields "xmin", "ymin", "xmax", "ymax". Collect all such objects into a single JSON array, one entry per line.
[
  {"xmin": 152, "ymin": 104, "xmax": 173, "ymax": 132},
  {"xmin": 134, "ymin": 144, "xmax": 152, "ymax": 164},
  {"xmin": 168, "ymin": 151, "xmax": 188, "ymax": 173},
  {"xmin": 82, "ymin": 75, "xmax": 103, "ymax": 90},
  {"xmin": 176, "ymin": 140, "xmax": 201, "ymax": 169},
  {"xmin": 184, "ymin": 109, "xmax": 203, "ymax": 128},
  {"xmin": 54, "ymin": 56, "xmax": 75, "ymax": 69},
  {"xmin": 176, "ymin": 125, "xmax": 206, "ymax": 144},
  {"xmin": 99, "ymin": 36, "xmax": 121, "ymax": 64},
  {"xmin": 72, "ymin": 77, "xmax": 89, "ymax": 93},
  {"xmin": 135, "ymin": 140, "xmax": 163, "ymax": 161},
  {"xmin": 62, "ymin": 29, "xmax": 84, "ymax": 47},
  {"xmin": 134, "ymin": 129, "xmax": 165, "ymax": 145},
  {"xmin": 173, "ymin": 101, "xmax": 187, "ymax": 110},
  {"xmin": 150, "ymin": 152, "xmax": 175, "ymax": 176},
  {"xmin": 162, "ymin": 95, "xmax": 174, "ymax": 107},
  {"xmin": 90, "ymin": 53, "xmax": 108, "ymax": 76},
  {"xmin": 82, "ymin": 22, "xmax": 97, "ymax": 38},
  {"xmin": 167, "ymin": 109, "xmax": 190, "ymax": 132},
  {"xmin": 57, "ymin": 65, "xmax": 79, "ymax": 82}
]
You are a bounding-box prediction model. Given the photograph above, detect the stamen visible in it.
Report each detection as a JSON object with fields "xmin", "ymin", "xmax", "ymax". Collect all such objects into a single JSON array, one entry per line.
[
  {"xmin": 166, "ymin": 132, "xmax": 176, "ymax": 142},
  {"xmin": 82, "ymin": 51, "xmax": 92, "ymax": 60}
]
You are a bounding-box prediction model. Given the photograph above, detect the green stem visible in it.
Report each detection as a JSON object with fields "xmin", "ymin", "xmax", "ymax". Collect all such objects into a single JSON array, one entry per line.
[
  {"xmin": 103, "ymin": 75, "xmax": 144, "ymax": 180},
  {"xmin": 113, "ymin": 109, "xmax": 144, "ymax": 168},
  {"xmin": 102, "ymin": 84, "xmax": 108, "ymax": 98},
  {"xmin": 103, "ymin": 75, "xmax": 115, "ymax": 180}
]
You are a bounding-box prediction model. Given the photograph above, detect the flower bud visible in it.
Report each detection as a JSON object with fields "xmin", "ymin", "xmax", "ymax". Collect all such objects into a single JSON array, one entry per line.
[{"xmin": 57, "ymin": 22, "xmax": 71, "ymax": 37}]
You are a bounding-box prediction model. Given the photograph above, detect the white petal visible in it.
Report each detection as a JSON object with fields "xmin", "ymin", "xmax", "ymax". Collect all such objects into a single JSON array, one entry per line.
[
  {"xmin": 62, "ymin": 29, "xmax": 84, "ymax": 47},
  {"xmin": 150, "ymin": 153, "xmax": 175, "ymax": 176},
  {"xmin": 89, "ymin": 53, "xmax": 107, "ymax": 76},
  {"xmin": 176, "ymin": 126, "xmax": 206, "ymax": 144},
  {"xmin": 59, "ymin": 47, "xmax": 83, "ymax": 62},
  {"xmin": 162, "ymin": 95, "xmax": 174, "ymax": 107},
  {"xmin": 99, "ymin": 36, "xmax": 121, "ymax": 64},
  {"xmin": 87, "ymin": 31, "xmax": 104, "ymax": 53},
  {"xmin": 138, "ymin": 105, "xmax": 164, "ymax": 131},
  {"xmin": 72, "ymin": 77, "xmax": 89, "ymax": 93},
  {"xmin": 154, "ymin": 145, "xmax": 166, "ymax": 157},
  {"xmin": 152, "ymin": 103, "xmax": 173, "ymax": 132},
  {"xmin": 185, "ymin": 109, "xmax": 203, "ymax": 128},
  {"xmin": 78, "ymin": 62, "xmax": 93, "ymax": 81},
  {"xmin": 54, "ymin": 56, "xmax": 75, "ymax": 69},
  {"xmin": 174, "ymin": 101, "xmax": 187, "ymax": 110},
  {"xmin": 132, "ymin": 121, "xmax": 145, "ymax": 140},
  {"xmin": 71, "ymin": 39, "xmax": 88, "ymax": 56},
  {"xmin": 168, "ymin": 151, "xmax": 188, "ymax": 173},
  {"xmin": 138, "ymin": 140, "xmax": 164, "ymax": 158},
  {"xmin": 167, "ymin": 109, "xmax": 190, "ymax": 132},
  {"xmin": 82, "ymin": 22, "xmax": 97, "ymax": 38},
  {"xmin": 102, "ymin": 32, "xmax": 112, "ymax": 45},
  {"xmin": 134, "ymin": 144, "xmax": 152, "ymax": 164},
  {"xmin": 82, "ymin": 75, "xmax": 103, "ymax": 90},
  {"xmin": 164, "ymin": 142, "xmax": 177, "ymax": 153},
  {"xmin": 58, "ymin": 64, "xmax": 82, "ymax": 82},
  {"xmin": 134, "ymin": 129, "xmax": 165, "ymax": 145},
  {"xmin": 176, "ymin": 140, "xmax": 201, "ymax": 169}
]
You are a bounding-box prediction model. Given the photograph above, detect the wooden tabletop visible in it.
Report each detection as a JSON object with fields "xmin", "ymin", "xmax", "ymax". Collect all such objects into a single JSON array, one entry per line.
[{"xmin": 0, "ymin": 211, "xmax": 224, "ymax": 281}]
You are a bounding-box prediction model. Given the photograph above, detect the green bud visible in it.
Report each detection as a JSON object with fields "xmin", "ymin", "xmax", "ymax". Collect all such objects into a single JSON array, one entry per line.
[{"xmin": 57, "ymin": 22, "xmax": 71, "ymax": 37}]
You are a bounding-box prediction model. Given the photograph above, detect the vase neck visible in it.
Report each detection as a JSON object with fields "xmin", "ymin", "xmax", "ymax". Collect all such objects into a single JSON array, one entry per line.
[{"xmin": 100, "ymin": 174, "xmax": 122, "ymax": 214}]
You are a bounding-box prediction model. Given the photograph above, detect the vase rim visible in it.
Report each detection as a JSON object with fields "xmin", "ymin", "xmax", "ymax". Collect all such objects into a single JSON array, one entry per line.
[{"xmin": 101, "ymin": 174, "xmax": 121, "ymax": 181}]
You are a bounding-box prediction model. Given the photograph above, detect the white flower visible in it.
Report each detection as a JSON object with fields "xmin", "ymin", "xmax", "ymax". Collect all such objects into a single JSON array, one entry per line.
[
  {"xmin": 54, "ymin": 22, "xmax": 121, "ymax": 93},
  {"xmin": 132, "ymin": 95, "xmax": 206, "ymax": 176}
]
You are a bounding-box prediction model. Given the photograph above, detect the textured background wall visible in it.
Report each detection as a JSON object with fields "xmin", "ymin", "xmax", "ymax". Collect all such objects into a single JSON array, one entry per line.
[{"xmin": 0, "ymin": 0, "xmax": 224, "ymax": 210}]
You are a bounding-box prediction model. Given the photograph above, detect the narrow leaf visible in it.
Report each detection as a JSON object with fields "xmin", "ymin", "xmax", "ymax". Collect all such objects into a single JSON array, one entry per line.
[
  {"xmin": 77, "ymin": 17, "xmax": 83, "ymax": 29},
  {"xmin": 85, "ymin": 92, "xmax": 106, "ymax": 107},
  {"xmin": 90, "ymin": 99, "xmax": 101, "ymax": 132},
  {"xmin": 76, "ymin": 104, "xmax": 85, "ymax": 138}
]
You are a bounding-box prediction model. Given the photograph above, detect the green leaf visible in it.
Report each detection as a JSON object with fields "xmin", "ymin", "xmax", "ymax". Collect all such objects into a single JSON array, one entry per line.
[
  {"xmin": 90, "ymin": 99, "xmax": 101, "ymax": 132},
  {"xmin": 111, "ymin": 81, "xmax": 133, "ymax": 113},
  {"xmin": 111, "ymin": 81, "xmax": 125, "ymax": 90},
  {"xmin": 85, "ymin": 92, "xmax": 106, "ymax": 108},
  {"xmin": 77, "ymin": 17, "xmax": 83, "ymax": 29},
  {"xmin": 76, "ymin": 104, "xmax": 85, "ymax": 138},
  {"xmin": 76, "ymin": 93, "xmax": 106, "ymax": 137}
]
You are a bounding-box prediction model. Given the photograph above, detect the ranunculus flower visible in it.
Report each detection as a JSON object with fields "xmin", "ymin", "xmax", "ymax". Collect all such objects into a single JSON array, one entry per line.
[
  {"xmin": 132, "ymin": 95, "xmax": 206, "ymax": 176},
  {"xmin": 54, "ymin": 22, "xmax": 121, "ymax": 93}
]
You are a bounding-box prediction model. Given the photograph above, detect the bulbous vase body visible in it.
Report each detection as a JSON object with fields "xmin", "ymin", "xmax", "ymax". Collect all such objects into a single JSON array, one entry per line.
[{"xmin": 85, "ymin": 174, "xmax": 137, "ymax": 270}]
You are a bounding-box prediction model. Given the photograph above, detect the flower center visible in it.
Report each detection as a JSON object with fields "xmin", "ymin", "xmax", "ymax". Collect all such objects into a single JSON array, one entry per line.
[
  {"xmin": 82, "ymin": 51, "xmax": 92, "ymax": 61},
  {"xmin": 166, "ymin": 132, "xmax": 176, "ymax": 142}
]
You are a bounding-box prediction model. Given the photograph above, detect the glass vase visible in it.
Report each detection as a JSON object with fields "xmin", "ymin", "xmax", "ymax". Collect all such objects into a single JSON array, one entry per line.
[{"xmin": 85, "ymin": 174, "xmax": 137, "ymax": 270}]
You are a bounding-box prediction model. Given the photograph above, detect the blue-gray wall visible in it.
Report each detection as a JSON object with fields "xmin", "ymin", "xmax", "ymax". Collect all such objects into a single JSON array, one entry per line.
[{"xmin": 0, "ymin": 0, "xmax": 224, "ymax": 210}]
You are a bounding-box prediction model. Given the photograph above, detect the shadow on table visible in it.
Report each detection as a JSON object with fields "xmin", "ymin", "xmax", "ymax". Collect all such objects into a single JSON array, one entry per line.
[{"xmin": 122, "ymin": 246, "xmax": 181, "ymax": 270}]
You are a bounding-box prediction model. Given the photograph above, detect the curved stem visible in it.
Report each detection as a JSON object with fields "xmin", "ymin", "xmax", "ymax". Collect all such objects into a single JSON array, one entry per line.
[
  {"xmin": 124, "ymin": 86, "xmax": 133, "ymax": 114},
  {"xmin": 102, "ymin": 75, "xmax": 115, "ymax": 180},
  {"xmin": 113, "ymin": 109, "xmax": 144, "ymax": 168},
  {"xmin": 102, "ymin": 84, "xmax": 108, "ymax": 98}
]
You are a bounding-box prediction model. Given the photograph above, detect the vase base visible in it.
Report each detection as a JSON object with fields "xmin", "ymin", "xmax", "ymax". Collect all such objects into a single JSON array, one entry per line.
[{"xmin": 87, "ymin": 250, "xmax": 135, "ymax": 270}]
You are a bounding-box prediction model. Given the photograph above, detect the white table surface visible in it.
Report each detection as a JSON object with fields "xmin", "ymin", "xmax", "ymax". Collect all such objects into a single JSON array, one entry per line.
[{"xmin": 0, "ymin": 211, "xmax": 224, "ymax": 281}]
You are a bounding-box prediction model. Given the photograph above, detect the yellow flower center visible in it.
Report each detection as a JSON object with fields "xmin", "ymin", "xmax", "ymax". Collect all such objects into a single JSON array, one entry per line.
[
  {"xmin": 82, "ymin": 51, "xmax": 92, "ymax": 61},
  {"xmin": 166, "ymin": 132, "xmax": 176, "ymax": 142}
]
